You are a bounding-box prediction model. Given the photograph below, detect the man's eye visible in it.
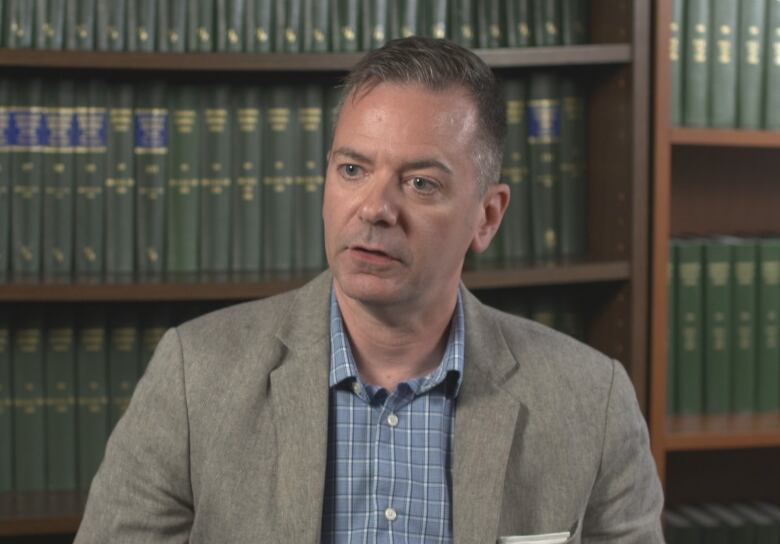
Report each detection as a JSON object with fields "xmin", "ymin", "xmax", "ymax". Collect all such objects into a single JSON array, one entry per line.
[
  {"xmin": 410, "ymin": 176, "xmax": 436, "ymax": 193},
  {"xmin": 339, "ymin": 164, "xmax": 363, "ymax": 178}
]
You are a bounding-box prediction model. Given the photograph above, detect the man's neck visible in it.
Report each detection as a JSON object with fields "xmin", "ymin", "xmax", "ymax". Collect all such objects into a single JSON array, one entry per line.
[{"xmin": 334, "ymin": 286, "xmax": 458, "ymax": 392}]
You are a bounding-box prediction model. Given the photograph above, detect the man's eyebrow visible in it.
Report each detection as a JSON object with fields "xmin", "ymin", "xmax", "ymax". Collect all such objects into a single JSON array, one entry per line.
[
  {"xmin": 331, "ymin": 147, "xmax": 373, "ymax": 163},
  {"xmin": 402, "ymin": 159, "xmax": 453, "ymax": 176}
]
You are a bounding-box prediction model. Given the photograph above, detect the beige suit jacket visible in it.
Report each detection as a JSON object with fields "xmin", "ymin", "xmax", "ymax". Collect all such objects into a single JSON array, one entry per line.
[{"xmin": 75, "ymin": 271, "xmax": 664, "ymax": 543}]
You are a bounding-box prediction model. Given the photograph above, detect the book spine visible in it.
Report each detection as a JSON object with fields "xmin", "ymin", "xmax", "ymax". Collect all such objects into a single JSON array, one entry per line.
[
  {"xmin": 670, "ymin": 0, "xmax": 684, "ymax": 126},
  {"xmin": 218, "ymin": 0, "xmax": 247, "ymax": 51},
  {"xmin": 527, "ymin": 72, "xmax": 561, "ymax": 264},
  {"xmin": 11, "ymin": 78, "xmax": 45, "ymax": 279},
  {"xmin": 427, "ymin": 0, "xmax": 447, "ymax": 39},
  {"xmin": 6, "ymin": 0, "xmax": 35, "ymax": 48},
  {"xmin": 108, "ymin": 307, "xmax": 140, "ymax": 429},
  {"xmin": 365, "ymin": 0, "xmax": 389, "ymax": 49},
  {"xmin": 684, "ymin": 0, "xmax": 710, "ymax": 127},
  {"xmin": 106, "ymin": 82, "xmax": 136, "ymax": 278},
  {"xmin": 303, "ymin": 0, "xmax": 329, "ymax": 51},
  {"xmin": 189, "ymin": 0, "xmax": 215, "ymax": 51},
  {"xmin": 323, "ymin": 84, "xmax": 340, "ymax": 153},
  {"xmin": 561, "ymin": 0, "xmax": 587, "ymax": 45},
  {"xmin": 449, "ymin": 0, "xmax": 475, "ymax": 48},
  {"xmin": 738, "ymin": 0, "xmax": 767, "ymax": 129},
  {"xmin": 765, "ymin": 0, "xmax": 780, "ymax": 129},
  {"xmin": 263, "ymin": 86, "xmax": 296, "ymax": 272},
  {"xmin": 709, "ymin": 0, "xmax": 738, "ymax": 128},
  {"xmin": 0, "ymin": 81, "xmax": 9, "ymax": 281},
  {"xmin": 156, "ymin": 0, "xmax": 170, "ymax": 52},
  {"xmin": 398, "ymin": 0, "xmax": 420, "ymax": 38},
  {"xmin": 45, "ymin": 311, "xmax": 77, "ymax": 490},
  {"xmin": 731, "ymin": 241, "xmax": 758, "ymax": 412},
  {"xmin": 77, "ymin": 308, "xmax": 108, "ymax": 490},
  {"xmin": 558, "ymin": 77, "xmax": 587, "ymax": 261},
  {"xmin": 703, "ymin": 241, "xmax": 731, "ymax": 414},
  {"xmin": 164, "ymin": 0, "xmax": 188, "ymax": 51},
  {"xmin": 74, "ymin": 80, "xmax": 108, "ymax": 279},
  {"xmin": 42, "ymin": 79, "xmax": 75, "ymax": 280},
  {"xmin": 505, "ymin": 0, "xmax": 531, "ymax": 47},
  {"xmin": 167, "ymin": 84, "xmax": 201, "ymax": 275},
  {"xmin": 140, "ymin": 308, "xmax": 169, "ymax": 375},
  {"xmin": 335, "ymin": 0, "xmax": 360, "ymax": 50},
  {"xmin": 295, "ymin": 84, "xmax": 325, "ymax": 271},
  {"xmin": 676, "ymin": 240, "xmax": 704, "ymax": 415},
  {"xmin": 500, "ymin": 77, "xmax": 531, "ymax": 263},
  {"xmin": 0, "ymin": 309, "xmax": 11, "ymax": 492},
  {"xmin": 134, "ymin": 0, "xmax": 157, "ymax": 51},
  {"xmin": 13, "ymin": 313, "xmax": 46, "ymax": 490},
  {"xmin": 231, "ymin": 86, "xmax": 262, "ymax": 272},
  {"xmin": 532, "ymin": 0, "xmax": 560, "ymax": 46},
  {"xmin": 250, "ymin": 0, "xmax": 273, "ymax": 51},
  {"xmin": 69, "ymin": 0, "xmax": 96, "ymax": 50},
  {"xmin": 284, "ymin": 0, "xmax": 302, "ymax": 52},
  {"xmin": 757, "ymin": 239, "xmax": 780, "ymax": 411},
  {"xmin": 477, "ymin": 0, "xmax": 504, "ymax": 48},
  {"xmin": 668, "ymin": 241, "xmax": 678, "ymax": 415},
  {"xmin": 201, "ymin": 85, "xmax": 232, "ymax": 274},
  {"xmin": 36, "ymin": 0, "xmax": 66, "ymax": 49},
  {"xmin": 125, "ymin": 0, "xmax": 138, "ymax": 50},
  {"xmin": 96, "ymin": 0, "xmax": 127, "ymax": 51},
  {"xmin": 134, "ymin": 81, "xmax": 169, "ymax": 278}
]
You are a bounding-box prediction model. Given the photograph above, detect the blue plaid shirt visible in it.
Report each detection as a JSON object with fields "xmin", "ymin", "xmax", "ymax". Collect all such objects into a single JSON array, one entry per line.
[{"xmin": 320, "ymin": 290, "xmax": 465, "ymax": 544}]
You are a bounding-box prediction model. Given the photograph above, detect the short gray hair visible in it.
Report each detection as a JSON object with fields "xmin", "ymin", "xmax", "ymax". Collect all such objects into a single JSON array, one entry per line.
[{"xmin": 334, "ymin": 37, "xmax": 505, "ymax": 194}]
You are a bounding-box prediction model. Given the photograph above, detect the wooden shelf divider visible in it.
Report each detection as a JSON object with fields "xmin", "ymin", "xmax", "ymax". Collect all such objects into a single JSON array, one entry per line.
[
  {"xmin": 670, "ymin": 128, "xmax": 780, "ymax": 148},
  {"xmin": 666, "ymin": 413, "xmax": 780, "ymax": 452},
  {"xmin": 0, "ymin": 491, "xmax": 86, "ymax": 537}
]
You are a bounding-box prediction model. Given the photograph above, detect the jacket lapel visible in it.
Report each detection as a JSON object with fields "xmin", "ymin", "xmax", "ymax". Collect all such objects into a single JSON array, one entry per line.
[
  {"xmin": 269, "ymin": 272, "xmax": 332, "ymax": 543},
  {"xmin": 453, "ymin": 287, "xmax": 525, "ymax": 544}
]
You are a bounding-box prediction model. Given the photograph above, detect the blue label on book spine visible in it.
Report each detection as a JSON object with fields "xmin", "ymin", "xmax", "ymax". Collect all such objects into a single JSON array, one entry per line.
[
  {"xmin": 134, "ymin": 110, "xmax": 169, "ymax": 152},
  {"xmin": 527, "ymin": 100, "xmax": 561, "ymax": 144}
]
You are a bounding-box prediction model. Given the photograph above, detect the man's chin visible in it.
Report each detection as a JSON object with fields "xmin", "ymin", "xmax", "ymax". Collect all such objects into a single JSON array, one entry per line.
[{"xmin": 334, "ymin": 273, "xmax": 408, "ymax": 306}]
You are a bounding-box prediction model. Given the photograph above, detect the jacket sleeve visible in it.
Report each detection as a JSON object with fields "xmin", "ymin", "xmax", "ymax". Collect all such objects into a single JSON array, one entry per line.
[
  {"xmin": 74, "ymin": 327, "xmax": 194, "ymax": 543},
  {"xmin": 581, "ymin": 360, "xmax": 665, "ymax": 543}
]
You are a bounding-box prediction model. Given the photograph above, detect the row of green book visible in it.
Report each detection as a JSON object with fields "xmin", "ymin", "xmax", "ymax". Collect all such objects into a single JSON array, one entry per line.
[
  {"xmin": 1, "ymin": 0, "xmax": 588, "ymax": 54},
  {"xmin": 668, "ymin": 237, "xmax": 780, "ymax": 416},
  {"xmin": 665, "ymin": 502, "xmax": 780, "ymax": 543},
  {"xmin": 0, "ymin": 72, "xmax": 587, "ymax": 281},
  {"xmin": 670, "ymin": 0, "xmax": 780, "ymax": 129},
  {"xmin": 0, "ymin": 303, "xmax": 203, "ymax": 493}
]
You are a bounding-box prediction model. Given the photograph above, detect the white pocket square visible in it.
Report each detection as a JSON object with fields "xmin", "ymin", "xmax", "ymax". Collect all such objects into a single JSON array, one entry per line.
[{"xmin": 497, "ymin": 532, "xmax": 570, "ymax": 544}]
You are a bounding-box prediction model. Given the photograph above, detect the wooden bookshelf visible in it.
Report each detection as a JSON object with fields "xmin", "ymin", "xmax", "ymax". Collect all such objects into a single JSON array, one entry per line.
[
  {"xmin": 650, "ymin": 0, "xmax": 780, "ymax": 503},
  {"xmin": 0, "ymin": 492, "xmax": 85, "ymax": 536}
]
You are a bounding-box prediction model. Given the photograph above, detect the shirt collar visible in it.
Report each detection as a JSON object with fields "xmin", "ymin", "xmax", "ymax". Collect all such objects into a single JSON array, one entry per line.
[{"xmin": 328, "ymin": 288, "xmax": 465, "ymax": 399}]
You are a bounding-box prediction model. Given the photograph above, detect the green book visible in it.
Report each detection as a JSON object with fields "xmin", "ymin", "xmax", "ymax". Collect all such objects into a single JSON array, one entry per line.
[
  {"xmin": 96, "ymin": 0, "xmax": 127, "ymax": 50},
  {"xmin": 531, "ymin": 0, "xmax": 560, "ymax": 46},
  {"xmin": 45, "ymin": 310, "xmax": 77, "ymax": 491},
  {"xmin": 11, "ymin": 78, "xmax": 45, "ymax": 279},
  {"xmin": 303, "ymin": 0, "xmax": 330, "ymax": 51},
  {"xmin": 752, "ymin": 502, "xmax": 780, "ymax": 530},
  {"xmin": 188, "ymin": 0, "xmax": 215, "ymax": 51},
  {"xmin": 730, "ymin": 239, "xmax": 757, "ymax": 412},
  {"xmin": 684, "ymin": 0, "xmax": 710, "ymax": 127},
  {"xmin": 130, "ymin": 0, "xmax": 156, "ymax": 51},
  {"xmin": 477, "ymin": 0, "xmax": 503, "ymax": 48},
  {"xmin": 364, "ymin": 0, "xmax": 390, "ymax": 49},
  {"xmin": 765, "ymin": 0, "xmax": 780, "ymax": 129},
  {"xmin": 66, "ymin": 0, "xmax": 97, "ymax": 50},
  {"xmin": 77, "ymin": 307, "xmax": 108, "ymax": 491},
  {"xmin": 703, "ymin": 241, "xmax": 731, "ymax": 414},
  {"xmin": 449, "ymin": 0, "xmax": 475, "ymax": 47},
  {"xmin": 323, "ymin": 84, "xmax": 340, "ymax": 154},
  {"xmin": 134, "ymin": 81, "xmax": 169, "ymax": 278},
  {"xmin": 74, "ymin": 79, "xmax": 108, "ymax": 279},
  {"xmin": 36, "ymin": 0, "xmax": 67, "ymax": 49},
  {"xmin": 140, "ymin": 307, "xmax": 170, "ymax": 375},
  {"xmin": 250, "ymin": 0, "xmax": 273, "ymax": 51},
  {"xmin": 159, "ymin": 0, "xmax": 188, "ymax": 52},
  {"xmin": 231, "ymin": 85, "xmax": 262, "ymax": 273},
  {"xmin": 13, "ymin": 313, "xmax": 46, "ymax": 491},
  {"xmin": 42, "ymin": 79, "xmax": 76, "ymax": 280},
  {"xmin": 757, "ymin": 238, "xmax": 780, "ymax": 411},
  {"xmin": 557, "ymin": 296, "xmax": 585, "ymax": 340},
  {"xmin": 527, "ymin": 72, "xmax": 560, "ymax": 263},
  {"xmin": 506, "ymin": 0, "xmax": 531, "ymax": 47},
  {"xmin": 167, "ymin": 84, "xmax": 201, "ymax": 275},
  {"xmin": 738, "ymin": 0, "xmax": 767, "ymax": 129},
  {"xmin": 561, "ymin": 0, "xmax": 587, "ymax": 45},
  {"xmin": 558, "ymin": 77, "xmax": 587, "ymax": 261},
  {"xmin": 731, "ymin": 504, "xmax": 779, "ymax": 544},
  {"xmin": 500, "ymin": 77, "xmax": 531, "ymax": 263},
  {"xmin": 668, "ymin": 241, "xmax": 678, "ymax": 415},
  {"xmin": 677, "ymin": 505, "xmax": 728, "ymax": 544},
  {"xmin": 0, "ymin": 80, "xmax": 9, "ymax": 281},
  {"xmin": 263, "ymin": 85, "xmax": 297, "ymax": 272},
  {"xmin": 333, "ymin": 0, "xmax": 360, "ymax": 50},
  {"xmin": 670, "ymin": 0, "xmax": 684, "ymax": 126},
  {"xmin": 709, "ymin": 0, "xmax": 738, "ymax": 127},
  {"xmin": 5, "ymin": 0, "xmax": 35, "ymax": 48},
  {"xmin": 105, "ymin": 82, "xmax": 136, "ymax": 279},
  {"xmin": 201, "ymin": 84, "xmax": 232, "ymax": 275},
  {"xmin": 530, "ymin": 296, "xmax": 557, "ymax": 330},
  {"xmin": 108, "ymin": 307, "xmax": 140, "ymax": 430},
  {"xmin": 663, "ymin": 509, "xmax": 701, "ymax": 544},
  {"xmin": 295, "ymin": 84, "xmax": 325, "ymax": 271},
  {"xmin": 277, "ymin": 0, "xmax": 302, "ymax": 52},
  {"xmin": 0, "ymin": 309, "xmax": 11, "ymax": 492},
  {"xmin": 218, "ymin": 0, "xmax": 248, "ymax": 51},
  {"xmin": 676, "ymin": 239, "xmax": 704, "ymax": 415},
  {"xmin": 701, "ymin": 504, "xmax": 753, "ymax": 543},
  {"xmin": 426, "ymin": 0, "xmax": 447, "ymax": 39}
]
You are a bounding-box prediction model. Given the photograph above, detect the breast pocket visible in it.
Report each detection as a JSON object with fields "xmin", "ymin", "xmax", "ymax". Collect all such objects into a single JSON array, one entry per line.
[{"xmin": 497, "ymin": 517, "xmax": 582, "ymax": 544}]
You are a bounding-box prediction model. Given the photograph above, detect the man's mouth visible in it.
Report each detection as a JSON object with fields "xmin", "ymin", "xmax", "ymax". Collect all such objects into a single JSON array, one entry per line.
[{"xmin": 349, "ymin": 245, "xmax": 399, "ymax": 263}]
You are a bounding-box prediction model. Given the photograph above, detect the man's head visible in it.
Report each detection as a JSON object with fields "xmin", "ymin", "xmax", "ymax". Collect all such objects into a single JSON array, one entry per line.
[{"xmin": 323, "ymin": 38, "xmax": 509, "ymax": 312}]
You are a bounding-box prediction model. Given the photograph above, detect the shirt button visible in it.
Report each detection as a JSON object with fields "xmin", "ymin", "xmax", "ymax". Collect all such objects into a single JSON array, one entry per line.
[
  {"xmin": 387, "ymin": 413, "xmax": 399, "ymax": 427},
  {"xmin": 385, "ymin": 507, "xmax": 397, "ymax": 521},
  {"xmin": 351, "ymin": 381, "xmax": 361, "ymax": 395}
]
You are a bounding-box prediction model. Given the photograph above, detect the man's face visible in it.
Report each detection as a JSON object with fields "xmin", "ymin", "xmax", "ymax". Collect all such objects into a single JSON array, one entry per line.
[{"xmin": 323, "ymin": 82, "xmax": 502, "ymax": 309}]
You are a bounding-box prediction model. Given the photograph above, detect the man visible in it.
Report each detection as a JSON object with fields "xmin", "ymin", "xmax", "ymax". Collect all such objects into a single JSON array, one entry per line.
[{"xmin": 75, "ymin": 38, "xmax": 663, "ymax": 543}]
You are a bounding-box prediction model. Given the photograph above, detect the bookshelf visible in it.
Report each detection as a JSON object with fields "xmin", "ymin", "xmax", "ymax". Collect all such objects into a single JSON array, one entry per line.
[
  {"xmin": 0, "ymin": 0, "xmax": 651, "ymax": 539},
  {"xmin": 651, "ymin": 0, "xmax": 780, "ymax": 504}
]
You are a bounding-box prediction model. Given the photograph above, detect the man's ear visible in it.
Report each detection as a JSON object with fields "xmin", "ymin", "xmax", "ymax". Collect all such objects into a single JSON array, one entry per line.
[{"xmin": 470, "ymin": 183, "xmax": 510, "ymax": 254}]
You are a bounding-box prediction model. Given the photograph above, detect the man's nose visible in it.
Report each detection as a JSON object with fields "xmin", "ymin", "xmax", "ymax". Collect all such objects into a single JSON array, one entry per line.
[{"xmin": 358, "ymin": 175, "xmax": 399, "ymax": 226}]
